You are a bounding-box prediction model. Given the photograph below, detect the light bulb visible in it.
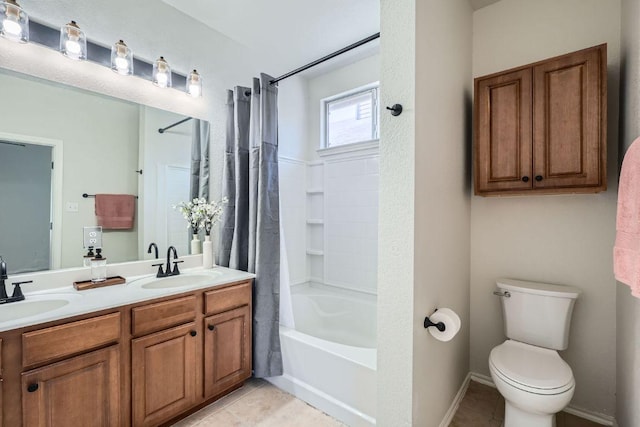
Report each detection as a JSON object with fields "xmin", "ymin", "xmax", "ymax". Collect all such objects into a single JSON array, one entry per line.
[
  {"xmin": 152, "ymin": 56, "xmax": 172, "ymax": 88},
  {"xmin": 2, "ymin": 18, "xmax": 20, "ymax": 36},
  {"xmin": 60, "ymin": 21, "xmax": 86, "ymax": 60},
  {"xmin": 111, "ymin": 40, "xmax": 133, "ymax": 75},
  {"xmin": 1, "ymin": 0, "xmax": 28, "ymax": 43},
  {"xmin": 188, "ymin": 84, "xmax": 201, "ymax": 98},
  {"xmin": 156, "ymin": 72, "xmax": 168, "ymax": 88},
  {"xmin": 115, "ymin": 57, "xmax": 129, "ymax": 72},
  {"xmin": 186, "ymin": 69, "xmax": 202, "ymax": 98},
  {"xmin": 65, "ymin": 39, "xmax": 81, "ymax": 55}
]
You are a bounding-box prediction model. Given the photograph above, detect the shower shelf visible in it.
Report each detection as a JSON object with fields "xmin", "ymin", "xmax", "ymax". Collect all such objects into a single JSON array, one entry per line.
[
  {"xmin": 306, "ymin": 249, "xmax": 324, "ymax": 256},
  {"xmin": 306, "ymin": 219, "xmax": 324, "ymax": 225}
]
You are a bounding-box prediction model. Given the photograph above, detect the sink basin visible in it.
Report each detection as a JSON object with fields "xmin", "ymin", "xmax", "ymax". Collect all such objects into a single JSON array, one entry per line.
[
  {"xmin": 0, "ymin": 294, "xmax": 80, "ymax": 322},
  {"xmin": 140, "ymin": 272, "xmax": 222, "ymax": 289}
]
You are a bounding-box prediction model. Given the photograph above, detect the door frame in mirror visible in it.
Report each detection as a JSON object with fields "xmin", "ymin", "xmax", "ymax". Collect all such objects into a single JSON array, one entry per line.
[{"xmin": 0, "ymin": 131, "xmax": 63, "ymax": 270}]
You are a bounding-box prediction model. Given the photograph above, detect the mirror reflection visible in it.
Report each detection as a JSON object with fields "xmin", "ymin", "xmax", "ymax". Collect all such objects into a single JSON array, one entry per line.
[{"xmin": 0, "ymin": 69, "xmax": 208, "ymax": 274}]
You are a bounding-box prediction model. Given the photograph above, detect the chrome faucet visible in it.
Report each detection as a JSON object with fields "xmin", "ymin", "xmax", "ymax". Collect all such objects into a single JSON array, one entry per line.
[{"xmin": 0, "ymin": 257, "xmax": 31, "ymax": 304}]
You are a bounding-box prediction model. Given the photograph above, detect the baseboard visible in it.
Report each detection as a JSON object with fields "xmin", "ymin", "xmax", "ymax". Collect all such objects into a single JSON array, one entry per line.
[
  {"xmin": 470, "ymin": 372, "xmax": 495, "ymax": 387},
  {"xmin": 439, "ymin": 372, "xmax": 471, "ymax": 427},
  {"xmin": 266, "ymin": 373, "xmax": 376, "ymax": 427},
  {"xmin": 469, "ymin": 372, "xmax": 615, "ymax": 426},
  {"xmin": 563, "ymin": 406, "xmax": 615, "ymax": 426}
]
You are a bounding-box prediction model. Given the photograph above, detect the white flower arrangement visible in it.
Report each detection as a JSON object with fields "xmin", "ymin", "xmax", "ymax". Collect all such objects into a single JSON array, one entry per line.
[{"xmin": 174, "ymin": 197, "xmax": 228, "ymax": 236}]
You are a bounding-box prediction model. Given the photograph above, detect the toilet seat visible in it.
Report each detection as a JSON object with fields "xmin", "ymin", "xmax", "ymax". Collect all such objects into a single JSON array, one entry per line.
[{"xmin": 489, "ymin": 340, "xmax": 574, "ymax": 395}]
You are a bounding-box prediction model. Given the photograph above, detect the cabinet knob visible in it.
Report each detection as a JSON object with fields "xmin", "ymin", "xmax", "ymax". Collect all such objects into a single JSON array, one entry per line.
[
  {"xmin": 208, "ymin": 324, "xmax": 215, "ymax": 331},
  {"xmin": 535, "ymin": 175, "xmax": 543, "ymax": 181},
  {"xmin": 190, "ymin": 330, "xmax": 197, "ymax": 337},
  {"xmin": 521, "ymin": 176, "xmax": 529, "ymax": 183},
  {"xmin": 27, "ymin": 383, "xmax": 39, "ymax": 393}
]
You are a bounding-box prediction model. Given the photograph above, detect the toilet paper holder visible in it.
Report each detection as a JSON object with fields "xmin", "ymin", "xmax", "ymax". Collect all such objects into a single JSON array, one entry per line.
[{"xmin": 424, "ymin": 311, "xmax": 446, "ymax": 332}]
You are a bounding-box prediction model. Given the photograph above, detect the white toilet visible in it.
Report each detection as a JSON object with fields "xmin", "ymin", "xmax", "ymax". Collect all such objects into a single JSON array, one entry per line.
[{"xmin": 489, "ymin": 278, "xmax": 581, "ymax": 427}]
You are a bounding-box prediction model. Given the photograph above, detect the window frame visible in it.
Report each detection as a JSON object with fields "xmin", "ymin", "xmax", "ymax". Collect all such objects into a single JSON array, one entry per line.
[{"xmin": 319, "ymin": 81, "xmax": 380, "ymax": 151}]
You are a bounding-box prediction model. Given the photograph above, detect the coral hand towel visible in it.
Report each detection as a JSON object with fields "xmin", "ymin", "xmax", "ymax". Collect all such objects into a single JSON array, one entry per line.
[
  {"xmin": 614, "ymin": 136, "xmax": 640, "ymax": 298},
  {"xmin": 95, "ymin": 194, "xmax": 136, "ymax": 230}
]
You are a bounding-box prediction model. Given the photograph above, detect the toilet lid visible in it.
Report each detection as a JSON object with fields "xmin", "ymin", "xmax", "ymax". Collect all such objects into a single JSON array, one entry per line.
[{"xmin": 490, "ymin": 340, "xmax": 574, "ymax": 393}]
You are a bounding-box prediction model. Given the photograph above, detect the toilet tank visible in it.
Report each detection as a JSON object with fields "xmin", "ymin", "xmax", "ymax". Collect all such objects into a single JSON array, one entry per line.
[{"xmin": 496, "ymin": 278, "xmax": 581, "ymax": 350}]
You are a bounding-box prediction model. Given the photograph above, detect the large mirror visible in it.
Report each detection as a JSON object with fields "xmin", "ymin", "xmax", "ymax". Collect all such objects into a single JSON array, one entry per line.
[{"xmin": 0, "ymin": 68, "xmax": 207, "ymax": 274}]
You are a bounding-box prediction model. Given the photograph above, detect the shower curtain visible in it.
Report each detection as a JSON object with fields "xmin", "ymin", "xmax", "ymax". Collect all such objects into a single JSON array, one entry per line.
[
  {"xmin": 190, "ymin": 119, "xmax": 210, "ymax": 200},
  {"xmin": 219, "ymin": 74, "xmax": 283, "ymax": 378}
]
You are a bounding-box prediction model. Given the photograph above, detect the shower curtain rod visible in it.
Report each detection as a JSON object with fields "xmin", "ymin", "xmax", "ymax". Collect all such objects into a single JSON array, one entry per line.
[
  {"xmin": 158, "ymin": 117, "xmax": 193, "ymax": 134},
  {"xmin": 269, "ymin": 32, "xmax": 380, "ymax": 85}
]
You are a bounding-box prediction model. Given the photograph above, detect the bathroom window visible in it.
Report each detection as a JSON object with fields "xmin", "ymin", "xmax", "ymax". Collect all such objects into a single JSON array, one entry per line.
[{"xmin": 321, "ymin": 82, "xmax": 379, "ymax": 149}]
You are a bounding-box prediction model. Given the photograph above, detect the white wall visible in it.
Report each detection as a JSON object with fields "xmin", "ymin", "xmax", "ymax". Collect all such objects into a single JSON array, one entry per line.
[
  {"xmin": 377, "ymin": 1, "xmax": 416, "ymax": 423},
  {"xmin": 277, "ymin": 55, "xmax": 381, "ymax": 292},
  {"xmin": 0, "ymin": 0, "xmax": 287, "ymax": 262},
  {"xmin": 0, "ymin": 71, "xmax": 139, "ymax": 268},
  {"xmin": 378, "ymin": 1, "xmax": 472, "ymax": 425},
  {"xmin": 278, "ymin": 76, "xmax": 309, "ymax": 161},
  {"xmin": 324, "ymin": 151, "xmax": 379, "ymax": 294},
  {"xmin": 305, "ymin": 54, "xmax": 380, "ymax": 160},
  {"xmin": 277, "ymin": 75, "xmax": 309, "ymax": 287},
  {"xmin": 617, "ymin": 0, "xmax": 640, "ymax": 425},
  {"xmin": 139, "ymin": 107, "xmax": 192, "ymax": 258},
  {"xmin": 470, "ymin": 0, "xmax": 620, "ymax": 417},
  {"xmin": 278, "ymin": 157, "xmax": 308, "ymax": 286},
  {"xmin": 412, "ymin": 0, "xmax": 472, "ymax": 424}
]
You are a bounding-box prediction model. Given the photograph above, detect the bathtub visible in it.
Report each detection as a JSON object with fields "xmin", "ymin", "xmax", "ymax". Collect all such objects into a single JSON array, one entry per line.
[{"xmin": 267, "ymin": 283, "xmax": 377, "ymax": 426}]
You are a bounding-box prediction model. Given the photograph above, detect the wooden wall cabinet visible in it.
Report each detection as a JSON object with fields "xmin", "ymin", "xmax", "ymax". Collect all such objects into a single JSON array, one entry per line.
[{"xmin": 474, "ymin": 44, "xmax": 607, "ymax": 196}]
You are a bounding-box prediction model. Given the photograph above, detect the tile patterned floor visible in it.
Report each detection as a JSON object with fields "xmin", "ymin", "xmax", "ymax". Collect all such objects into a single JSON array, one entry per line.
[
  {"xmin": 173, "ymin": 378, "xmax": 603, "ymax": 427},
  {"xmin": 171, "ymin": 379, "xmax": 345, "ymax": 427},
  {"xmin": 450, "ymin": 380, "xmax": 604, "ymax": 427}
]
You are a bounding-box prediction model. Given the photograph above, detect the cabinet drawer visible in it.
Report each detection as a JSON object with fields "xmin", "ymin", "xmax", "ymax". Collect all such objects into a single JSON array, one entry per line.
[
  {"xmin": 132, "ymin": 295, "xmax": 196, "ymax": 336},
  {"xmin": 204, "ymin": 281, "xmax": 252, "ymax": 315},
  {"xmin": 22, "ymin": 312, "xmax": 120, "ymax": 367}
]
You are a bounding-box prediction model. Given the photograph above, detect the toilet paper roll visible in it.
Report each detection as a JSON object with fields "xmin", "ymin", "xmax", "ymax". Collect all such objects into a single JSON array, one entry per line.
[{"xmin": 428, "ymin": 308, "xmax": 461, "ymax": 342}]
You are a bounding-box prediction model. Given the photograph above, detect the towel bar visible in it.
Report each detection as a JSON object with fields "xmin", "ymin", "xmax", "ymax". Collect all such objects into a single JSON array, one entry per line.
[{"xmin": 83, "ymin": 193, "xmax": 139, "ymax": 199}]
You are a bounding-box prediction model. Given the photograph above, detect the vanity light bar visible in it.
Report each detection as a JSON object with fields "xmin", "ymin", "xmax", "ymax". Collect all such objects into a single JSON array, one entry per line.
[{"xmin": 13, "ymin": 18, "xmax": 199, "ymax": 95}]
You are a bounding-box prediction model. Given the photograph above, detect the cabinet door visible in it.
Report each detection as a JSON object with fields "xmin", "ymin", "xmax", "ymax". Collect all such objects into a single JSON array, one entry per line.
[
  {"xmin": 474, "ymin": 68, "xmax": 533, "ymax": 194},
  {"xmin": 132, "ymin": 322, "xmax": 198, "ymax": 427},
  {"xmin": 203, "ymin": 305, "xmax": 252, "ymax": 399},
  {"xmin": 532, "ymin": 45, "xmax": 606, "ymax": 190},
  {"xmin": 21, "ymin": 345, "xmax": 120, "ymax": 427}
]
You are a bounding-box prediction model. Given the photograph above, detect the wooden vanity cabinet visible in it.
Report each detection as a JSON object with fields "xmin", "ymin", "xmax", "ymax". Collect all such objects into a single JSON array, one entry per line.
[
  {"xmin": 132, "ymin": 323, "xmax": 199, "ymax": 427},
  {"xmin": 130, "ymin": 295, "xmax": 199, "ymax": 427},
  {"xmin": 0, "ymin": 278, "xmax": 253, "ymax": 427},
  {"xmin": 202, "ymin": 281, "xmax": 252, "ymax": 400},
  {"xmin": 203, "ymin": 305, "xmax": 252, "ymax": 399},
  {"xmin": 0, "ymin": 338, "xmax": 3, "ymax": 426},
  {"xmin": 9, "ymin": 312, "xmax": 122, "ymax": 427},
  {"xmin": 130, "ymin": 279, "xmax": 253, "ymax": 426},
  {"xmin": 22, "ymin": 346, "xmax": 120, "ymax": 427},
  {"xmin": 474, "ymin": 44, "xmax": 607, "ymax": 196}
]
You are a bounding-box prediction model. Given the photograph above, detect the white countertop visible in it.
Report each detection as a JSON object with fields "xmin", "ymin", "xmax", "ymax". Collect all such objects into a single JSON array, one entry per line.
[{"xmin": 0, "ymin": 266, "xmax": 255, "ymax": 333}]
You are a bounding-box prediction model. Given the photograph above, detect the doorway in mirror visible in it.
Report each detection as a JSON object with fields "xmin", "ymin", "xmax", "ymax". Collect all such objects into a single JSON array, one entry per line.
[{"xmin": 0, "ymin": 141, "xmax": 53, "ymax": 274}]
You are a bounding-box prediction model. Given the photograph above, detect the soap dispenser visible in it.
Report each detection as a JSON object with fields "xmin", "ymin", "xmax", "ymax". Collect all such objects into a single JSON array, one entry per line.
[
  {"xmin": 90, "ymin": 248, "xmax": 107, "ymax": 283},
  {"xmin": 83, "ymin": 246, "xmax": 95, "ymax": 267}
]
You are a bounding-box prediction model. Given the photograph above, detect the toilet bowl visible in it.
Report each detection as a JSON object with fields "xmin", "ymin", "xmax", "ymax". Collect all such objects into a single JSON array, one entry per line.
[
  {"xmin": 489, "ymin": 278, "xmax": 581, "ymax": 427},
  {"xmin": 489, "ymin": 340, "xmax": 575, "ymax": 427}
]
